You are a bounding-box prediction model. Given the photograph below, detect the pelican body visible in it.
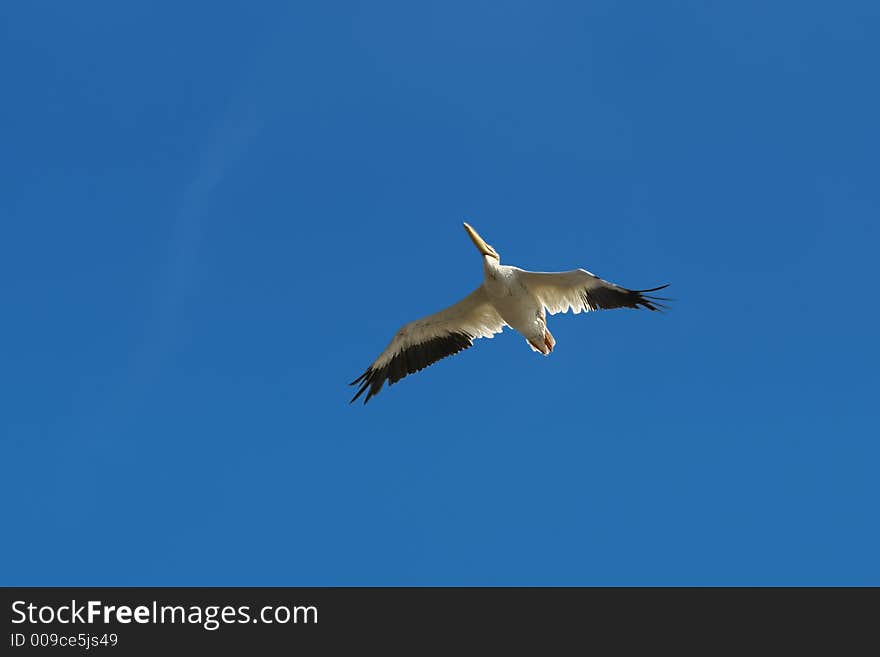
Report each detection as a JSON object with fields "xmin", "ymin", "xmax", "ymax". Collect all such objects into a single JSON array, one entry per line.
[
  {"xmin": 479, "ymin": 249, "xmax": 555, "ymax": 355},
  {"xmin": 350, "ymin": 223, "xmax": 667, "ymax": 403}
]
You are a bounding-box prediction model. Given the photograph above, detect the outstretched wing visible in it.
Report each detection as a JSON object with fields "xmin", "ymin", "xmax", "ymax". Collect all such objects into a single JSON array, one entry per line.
[
  {"xmin": 517, "ymin": 268, "xmax": 669, "ymax": 315},
  {"xmin": 350, "ymin": 286, "xmax": 506, "ymax": 404}
]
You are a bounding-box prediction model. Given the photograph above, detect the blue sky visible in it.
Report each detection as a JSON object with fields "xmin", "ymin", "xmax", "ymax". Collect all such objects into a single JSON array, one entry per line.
[{"xmin": 2, "ymin": 1, "xmax": 878, "ymax": 585}]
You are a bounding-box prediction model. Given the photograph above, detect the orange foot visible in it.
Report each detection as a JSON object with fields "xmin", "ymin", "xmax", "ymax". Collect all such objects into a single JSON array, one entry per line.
[
  {"xmin": 528, "ymin": 338, "xmax": 548, "ymax": 354},
  {"xmin": 544, "ymin": 329, "xmax": 556, "ymax": 353},
  {"xmin": 528, "ymin": 330, "xmax": 556, "ymax": 355}
]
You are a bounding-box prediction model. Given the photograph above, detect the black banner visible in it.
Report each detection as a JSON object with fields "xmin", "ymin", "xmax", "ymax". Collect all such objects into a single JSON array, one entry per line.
[{"xmin": 1, "ymin": 588, "xmax": 874, "ymax": 652}]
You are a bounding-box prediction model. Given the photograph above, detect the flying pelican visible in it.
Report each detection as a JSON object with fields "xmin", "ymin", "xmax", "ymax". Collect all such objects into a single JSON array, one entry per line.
[{"xmin": 350, "ymin": 223, "xmax": 668, "ymax": 403}]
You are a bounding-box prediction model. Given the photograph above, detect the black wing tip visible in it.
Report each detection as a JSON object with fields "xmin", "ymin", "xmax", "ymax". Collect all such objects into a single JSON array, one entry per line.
[
  {"xmin": 349, "ymin": 367, "xmax": 375, "ymax": 404},
  {"xmin": 634, "ymin": 283, "xmax": 672, "ymax": 311},
  {"xmin": 348, "ymin": 331, "xmax": 475, "ymax": 405},
  {"xmin": 580, "ymin": 282, "xmax": 672, "ymax": 312},
  {"xmin": 637, "ymin": 283, "xmax": 670, "ymax": 294}
]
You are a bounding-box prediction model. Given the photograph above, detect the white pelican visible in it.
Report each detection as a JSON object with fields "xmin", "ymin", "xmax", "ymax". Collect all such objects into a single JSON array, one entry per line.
[{"xmin": 350, "ymin": 223, "xmax": 668, "ymax": 403}]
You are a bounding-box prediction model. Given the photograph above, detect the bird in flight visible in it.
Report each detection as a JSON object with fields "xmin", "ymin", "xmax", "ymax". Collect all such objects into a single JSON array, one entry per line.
[{"xmin": 350, "ymin": 223, "xmax": 668, "ymax": 403}]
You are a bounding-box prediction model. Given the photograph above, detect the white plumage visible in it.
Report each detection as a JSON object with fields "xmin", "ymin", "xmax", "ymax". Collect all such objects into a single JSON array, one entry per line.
[
  {"xmin": 366, "ymin": 287, "xmax": 505, "ymax": 372},
  {"xmin": 350, "ymin": 223, "xmax": 668, "ymax": 403}
]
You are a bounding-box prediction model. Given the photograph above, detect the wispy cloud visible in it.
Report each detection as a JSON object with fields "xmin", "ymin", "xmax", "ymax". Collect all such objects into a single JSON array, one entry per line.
[{"xmin": 126, "ymin": 101, "xmax": 262, "ymax": 406}]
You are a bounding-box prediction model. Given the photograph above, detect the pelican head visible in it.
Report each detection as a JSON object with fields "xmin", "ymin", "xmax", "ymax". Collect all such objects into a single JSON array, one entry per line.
[{"xmin": 463, "ymin": 222, "xmax": 500, "ymax": 260}]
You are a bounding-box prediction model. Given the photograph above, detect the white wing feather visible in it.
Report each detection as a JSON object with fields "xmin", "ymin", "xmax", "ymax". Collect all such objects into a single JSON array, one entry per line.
[
  {"xmin": 516, "ymin": 268, "xmax": 669, "ymax": 315},
  {"xmin": 350, "ymin": 286, "xmax": 506, "ymax": 403},
  {"xmin": 372, "ymin": 286, "xmax": 505, "ymax": 368}
]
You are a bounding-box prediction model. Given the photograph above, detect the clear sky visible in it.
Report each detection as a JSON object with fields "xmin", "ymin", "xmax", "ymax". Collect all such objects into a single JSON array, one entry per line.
[{"xmin": 2, "ymin": 2, "xmax": 878, "ymax": 585}]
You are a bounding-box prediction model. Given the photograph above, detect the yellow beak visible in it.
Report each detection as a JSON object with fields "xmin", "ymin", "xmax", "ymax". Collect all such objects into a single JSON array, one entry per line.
[{"xmin": 463, "ymin": 222, "xmax": 498, "ymax": 258}]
